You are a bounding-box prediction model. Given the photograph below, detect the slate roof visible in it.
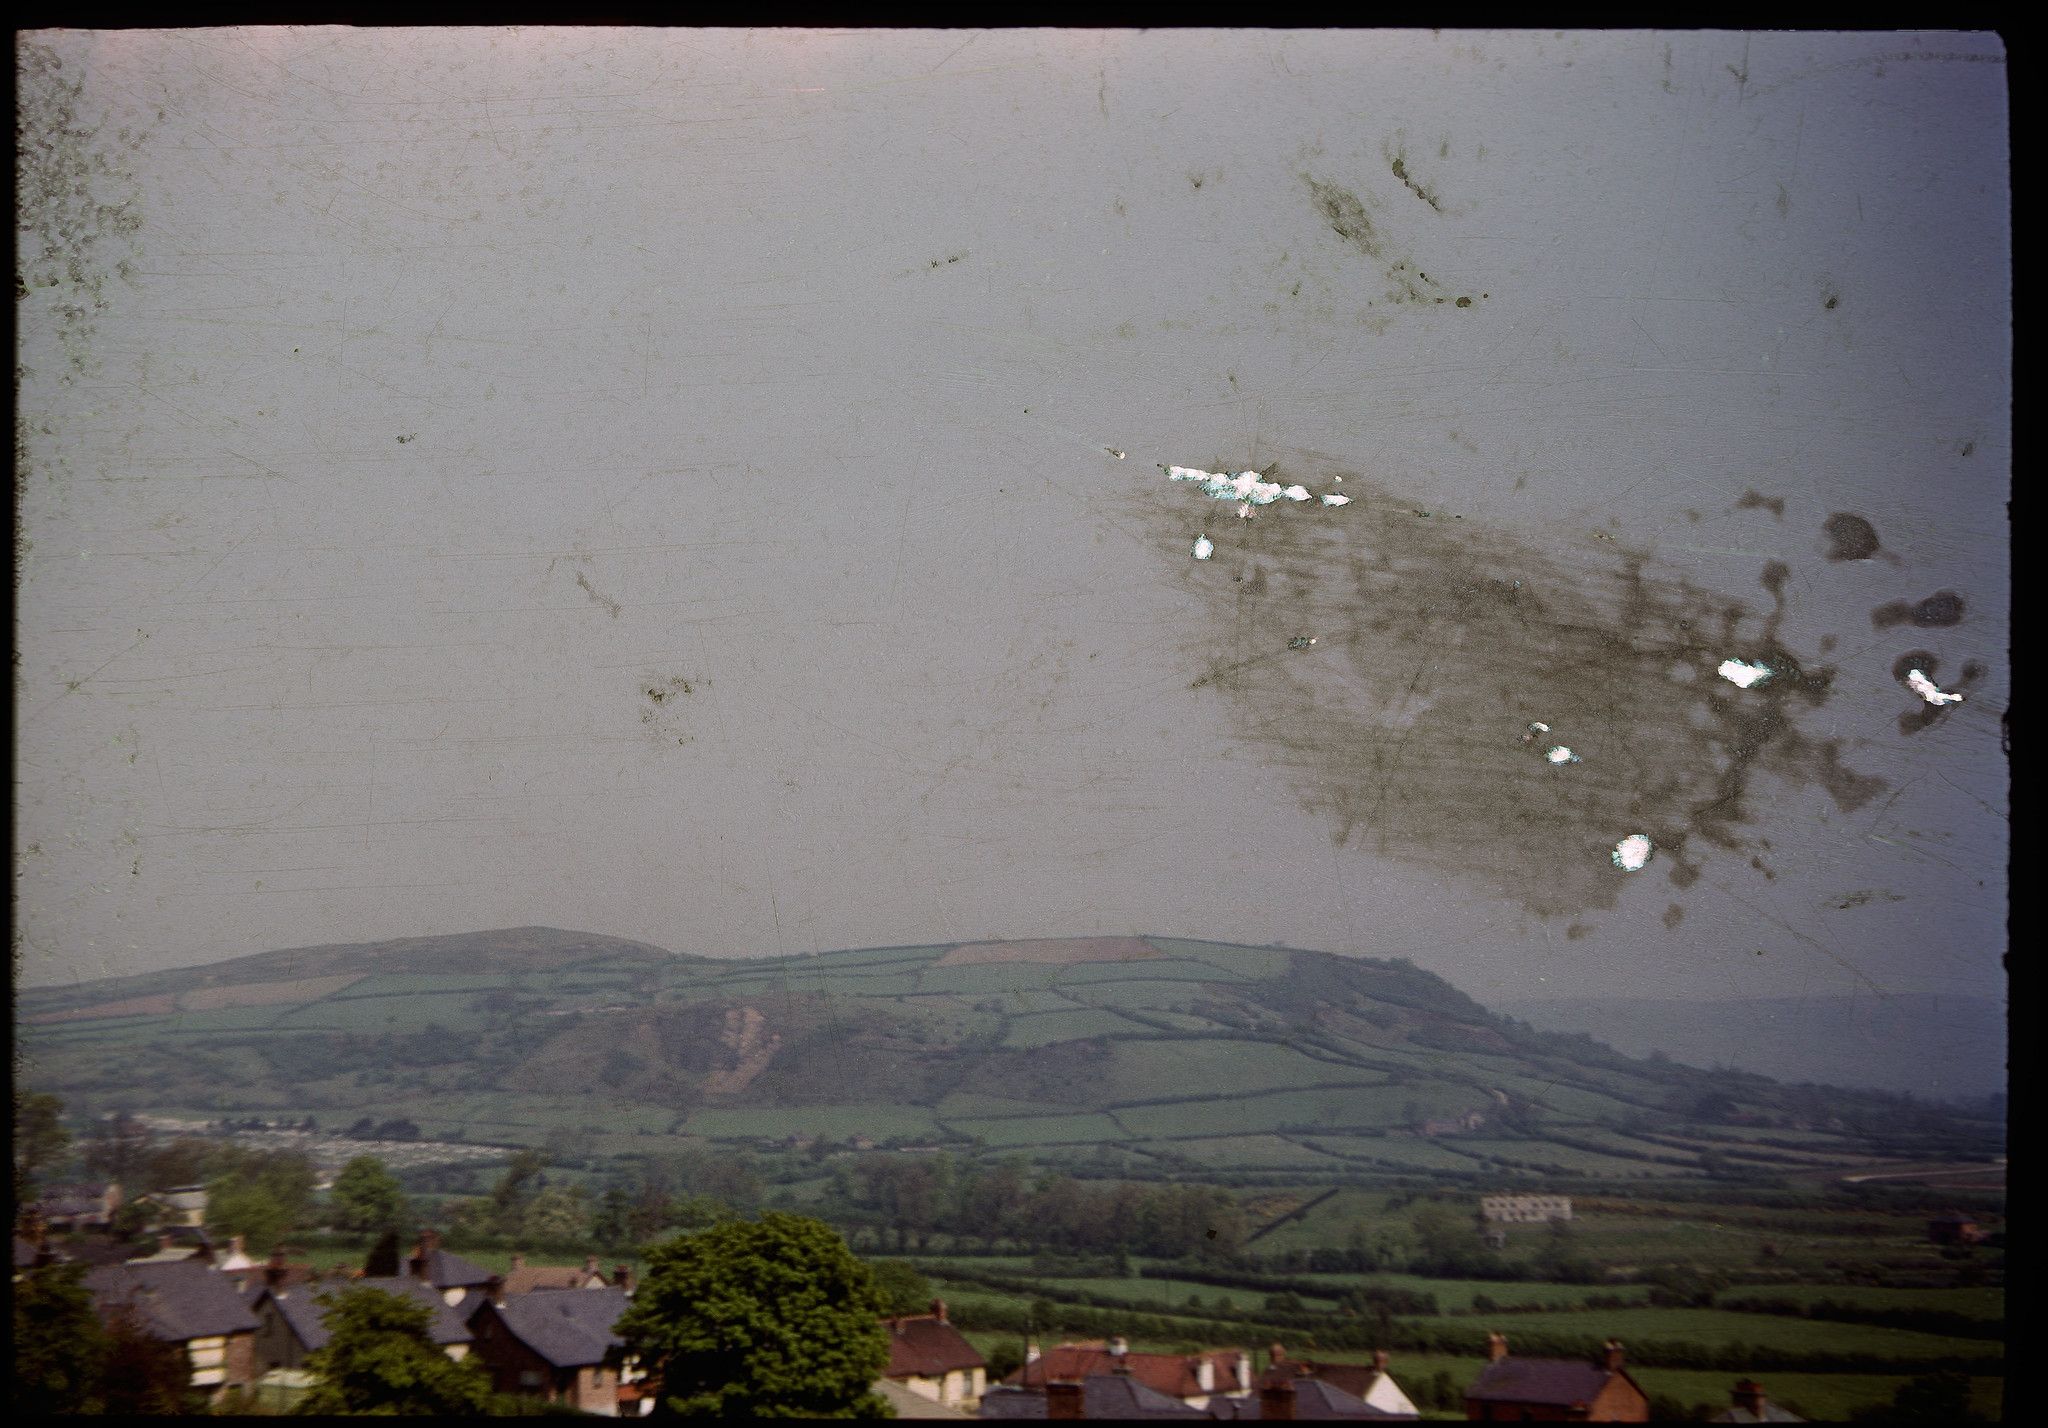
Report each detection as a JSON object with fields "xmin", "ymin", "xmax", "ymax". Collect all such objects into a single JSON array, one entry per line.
[
  {"xmin": 485, "ymin": 1285, "xmax": 632, "ymax": 1368},
  {"xmin": 85, "ymin": 1260, "xmax": 260, "ymax": 1342},
  {"xmin": 1465, "ymin": 1357, "xmax": 1627, "ymax": 1407},
  {"xmin": 884, "ymin": 1314, "xmax": 987, "ymax": 1379},
  {"xmin": 257, "ymin": 1277, "xmax": 475, "ymax": 1353},
  {"xmin": 1209, "ymin": 1380, "xmax": 1407, "ymax": 1420},
  {"xmin": 414, "ymin": 1246, "xmax": 494, "ymax": 1290},
  {"xmin": 1259, "ymin": 1361, "xmax": 1390, "ymax": 1401},
  {"xmin": 981, "ymin": 1375, "xmax": 1210, "ymax": 1419}
]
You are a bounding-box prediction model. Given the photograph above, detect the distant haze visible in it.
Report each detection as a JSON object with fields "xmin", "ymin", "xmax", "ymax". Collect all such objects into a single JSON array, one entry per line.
[
  {"xmin": 1499, "ymin": 993, "xmax": 2007, "ymax": 1103},
  {"xmin": 15, "ymin": 30, "xmax": 2008, "ymax": 1017}
]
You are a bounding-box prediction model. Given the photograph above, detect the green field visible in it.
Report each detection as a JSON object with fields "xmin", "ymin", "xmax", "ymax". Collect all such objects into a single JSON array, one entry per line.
[
  {"xmin": 948, "ymin": 1113, "xmax": 1129, "ymax": 1147},
  {"xmin": 683, "ymin": 1104, "xmax": 941, "ymax": 1142},
  {"xmin": 1002, "ymin": 1009, "xmax": 1142, "ymax": 1048},
  {"xmin": 1449, "ymin": 1306, "xmax": 1996, "ymax": 1361}
]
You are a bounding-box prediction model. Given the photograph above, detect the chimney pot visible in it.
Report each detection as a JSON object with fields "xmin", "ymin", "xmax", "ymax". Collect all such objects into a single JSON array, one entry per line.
[
  {"xmin": 1373, "ymin": 1349, "xmax": 1389, "ymax": 1373},
  {"xmin": 1602, "ymin": 1340, "xmax": 1625, "ymax": 1372},
  {"xmin": 1487, "ymin": 1332, "xmax": 1509, "ymax": 1362},
  {"xmin": 931, "ymin": 1296, "xmax": 947, "ymax": 1322},
  {"xmin": 1109, "ymin": 1336, "xmax": 1128, "ymax": 1358}
]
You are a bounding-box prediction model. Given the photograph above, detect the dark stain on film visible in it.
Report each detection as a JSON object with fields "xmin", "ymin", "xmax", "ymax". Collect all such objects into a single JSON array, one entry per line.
[{"xmin": 1135, "ymin": 447, "xmax": 1886, "ymax": 922}]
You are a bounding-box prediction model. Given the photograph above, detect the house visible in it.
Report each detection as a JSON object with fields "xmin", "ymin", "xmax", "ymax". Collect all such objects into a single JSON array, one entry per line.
[
  {"xmin": 872, "ymin": 1376, "xmax": 975, "ymax": 1418},
  {"xmin": 1464, "ymin": 1336, "xmax": 1648, "ymax": 1422},
  {"xmin": 34, "ymin": 1180, "xmax": 122, "ymax": 1231},
  {"xmin": 466, "ymin": 1283, "xmax": 650, "ymax": 1416},
  {"xmin": 405, "ymin": 1229, "xmax": 495, "ymax": 1306},
  {"xmin": 249, "ymin": 1275, "xmax": 475, "ymax": 1375},
  {"xmin": 495, "ymin": 1252, "xmax": 628, "ymax": 1296},
  {"xmin": 160, "ymin": 1184, "xmax": 209, "ymax": 1227},
  {"xmin": 1211, "ymin": 1378, "xmax": 1412, "ymax": 1419},
  {"xmin": 83, "ymin": 1259, "xmax": 260, "ymax": 1402},
  {"xmin": 1927, "ymin": 1212, "xmax": 1985, "ymax": 1245},
  {"xmin": 882, "ymin": 1298, "xmax": 986, "ymax": 1409},
  {"xmin": 1478, "ymin": 1195, "xmax": 1573, "ymax": 1224},
  {"xmin": 1258, "ymin": 1347, "xmax": 1419, "ymax": 1418},
  {"xmin": 982, "ymin": 1374, "xmax": 1209, "ymax": 1419},
  {"xmin": 1710, "ymin": 1379, "xmax": 1805, "ymax": 1422},
  {"xmin": 1007, "ymin": 1338, "xmax": 1253, "ymax": 1410},
  {"xmin": 128, "ymin": 1228, "xmax": 216, "ymax": 1264},
  {"xmin": 224, "ymin": 1245, "xmax": 323, "ymax": 1301}
]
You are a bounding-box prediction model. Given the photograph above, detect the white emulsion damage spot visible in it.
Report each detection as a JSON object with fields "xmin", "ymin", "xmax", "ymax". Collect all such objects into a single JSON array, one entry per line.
[
  {"xmin": 1545, "ymin": 746, "xmax": 1581, "ymax": 765},
  {"xmin": 1192, "ymin": 536, "xmax": 1214, "ymax": 560},
  {"xmin": 1611, "ymin": 834, "xmax": 1653, "ymax": 871},
  {"xmin": 1717, "ymin": 658, "xmax": 1774, "ymax": 689},
  {"xmin": 1905, "ymin": 668, "xmax": 1964, "ymax": 706}
]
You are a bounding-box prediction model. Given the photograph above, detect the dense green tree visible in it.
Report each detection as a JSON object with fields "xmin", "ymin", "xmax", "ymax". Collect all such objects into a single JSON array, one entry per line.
[
  {"xmin": 296, "ymin": 1286, "xmax": 495, "ymax": 1416},
  {"xmin": 868, "ymin": 1258, "xmax": 934, "ymax": 1316},
  {"xmin": 207, "ymin": 1178, "xmax": 294, "ymax": 1254},
  {"xmin": 14, "ymin": 1263, "xmax": 111, "ymax": 1414},
  {"xmin": 330, "ymin": 1155, "xmax": 410, "ymax": 1234},
  {"xmin": 489, "ymin": 1149, "xmax": 549, "ymax": 1235},
  {"xmin": 617, "ymin": 1212, "xmax": 891, "ymax": 1418},
  {"xmin": 522, "ymin": 1183, "xmax": 592, "ymax": 1244},
  {"xmin": 14, "ymin": 1090, "xmax": 71, "ymax": 1205},
  {"xmin": 99, "ymin": 1301, "xmax": 207, "ymax": 1415},
  {"xmin": 1851, "ymin": 1371, "xmax": 1986, "ymax": 1423}
]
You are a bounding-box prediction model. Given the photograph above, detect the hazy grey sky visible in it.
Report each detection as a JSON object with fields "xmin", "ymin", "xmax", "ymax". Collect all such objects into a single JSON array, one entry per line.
[{"xmin": 15, "ymin": 29, "xmax": 2008, "ymax": 1005}]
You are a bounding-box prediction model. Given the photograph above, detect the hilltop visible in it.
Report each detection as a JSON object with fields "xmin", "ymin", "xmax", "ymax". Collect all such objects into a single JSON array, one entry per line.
[{"xmin": 15, "ymin": 932, "xmax": 2000, "ymax": 1177}]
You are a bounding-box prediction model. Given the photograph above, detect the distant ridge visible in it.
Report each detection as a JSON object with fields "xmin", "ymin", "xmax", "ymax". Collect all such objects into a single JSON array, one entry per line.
[{"xmin": 21, "ymin": 926, "xmax": 688, "ymax": 1000}]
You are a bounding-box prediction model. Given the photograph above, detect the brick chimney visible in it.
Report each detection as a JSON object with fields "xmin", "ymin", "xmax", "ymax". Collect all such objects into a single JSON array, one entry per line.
[
  {"xmin": 1269, "ymin": 1342, "xmax": 1287, "ymax": 1368},
  {"xmin": 930, "ymin": 1297, "xmax": 948, "ymax": 1323},
  {"xmin": 1260, "ymin": 1382, "xmax": 1297, "ymax": 1421},
  {"xmin": 1487, "ymin": 1332, "xmax": 1508, "ymax": 1362},
  {"xmin": 584, "ymin": 1254, "xmax": 601, "ymax": 1277},
  {"xmin": 486, "ymin": 1274, "xmax": 507, "ymax": 1307},
  {"xmin": 1602, "ymin": 1340, "xmax": 1625, "ymax": 1373},
  {"xmin": 1025, "ymin": 1340, "xmax": 1041, "ymax": 1366},
  {"xmin": 613, "ymin": 1263, "xmax": 633, "ymax": 1291},
  {"xmin": 265, "ymin": 1246, "xmax": 289, "ymax": 1292},
  {"xmin": 1108, "ymin": 1336, "xmax": 1127, "ymax": 1358},
  {"xmin": 1046, "ymin": 1381, "xmax": 1084, "ymax": 1420},
  {"xmin": 509, "ymin": 1254, "xmax": 526, "ymax": 1272},
  {"xmin": 1372, "ymin": 1349, "xmax": 1390, "ymax": 1374},
  {"xmin": 1731, "ymin": 1380, "xmax": 1767, "ymax": 1417}
]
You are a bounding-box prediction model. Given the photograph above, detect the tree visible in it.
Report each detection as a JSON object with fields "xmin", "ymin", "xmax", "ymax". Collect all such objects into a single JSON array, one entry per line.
[
  {"xmin": 868, "ymin": 1258, "xmax": 934, "ymax": 1316},
  {"xmin": 523, "ymin": 1184, "xmax": 592, "ymax": 1245},
  {"xmin": 207, "ymin": 1178, "xmax": 293, "ymax": 1254},
  {"xmin": 99, "ymin": 1301, "xmax": 207, "ymax": 1415},
  {"xmin": 1851, "ymin": 1371, "xmax": 1986, "ymax": 1423},
  {"xmin": 14, "ymin": 1090, "xmax": 71, "ymax": 1205},
  {"xmin": 330, "ymin": 1155, "xmax": 410, "ymax": 1235},
  {"xmin": 296, "ymin": 1285, "xmax": 495, "ymax": 1416},
  {"xmin": 617, "ymin": 1212, "xmax": 891, "ymax": 1418},
  {"xmin": 13, "ymin": 1263, "xmax": 111, "ymax": 1414}
]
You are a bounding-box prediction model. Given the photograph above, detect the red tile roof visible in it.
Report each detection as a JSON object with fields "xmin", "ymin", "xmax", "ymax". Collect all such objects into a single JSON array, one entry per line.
[
  {"xmin": 1006, "ymin": 1344, "xmax": 1247, "ymax": 1401},
  {"xmin": 884, "ymin": 1314, "xmax": 986, "ymax": 1379}
]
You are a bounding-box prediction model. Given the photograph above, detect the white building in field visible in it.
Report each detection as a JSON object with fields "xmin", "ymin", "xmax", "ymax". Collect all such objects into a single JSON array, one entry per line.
[{"xmin": 1479, "ymin": 1194, "xmax": 1573, "ymax": 1224}]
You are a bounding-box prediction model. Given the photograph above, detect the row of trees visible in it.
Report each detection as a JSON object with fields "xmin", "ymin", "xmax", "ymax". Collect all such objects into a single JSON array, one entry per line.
[{"xmin": 825, "ymin": 1153, "xmax": 1251, "ymax": 1258}]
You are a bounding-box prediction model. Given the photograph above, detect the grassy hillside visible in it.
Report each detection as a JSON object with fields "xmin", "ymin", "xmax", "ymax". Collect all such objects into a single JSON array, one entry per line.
[{"xmin": 16, "ymin": 931, "xmax": 2003, "ymax": 1177}]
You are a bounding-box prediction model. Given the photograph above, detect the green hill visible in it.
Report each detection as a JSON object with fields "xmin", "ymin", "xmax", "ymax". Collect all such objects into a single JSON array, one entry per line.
[{"xmin": 14, "ymin": 932, "xmax": 2000, "ymax": 1174}]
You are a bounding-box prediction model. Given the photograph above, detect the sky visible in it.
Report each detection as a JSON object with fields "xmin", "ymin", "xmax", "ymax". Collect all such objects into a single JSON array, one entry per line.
[{"xmin": 15, "ymin": 29, "xmax": 2009, "ymax": 1008}]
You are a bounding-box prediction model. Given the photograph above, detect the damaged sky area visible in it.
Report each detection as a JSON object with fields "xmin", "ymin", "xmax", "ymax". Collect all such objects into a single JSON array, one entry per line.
[{"xmin": 1140, "ymin": 444, "xmax": 1964, "ymax": 927}]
